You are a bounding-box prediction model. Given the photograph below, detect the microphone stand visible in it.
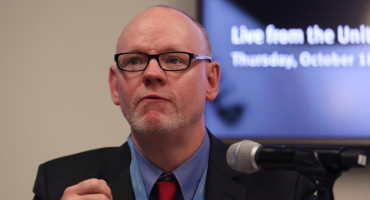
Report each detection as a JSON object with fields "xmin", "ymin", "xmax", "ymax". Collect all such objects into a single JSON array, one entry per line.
[
  {"xmin": 293, "ymin": 149, "xmax": 365, "ymax": 200},
  {"xmin": 303, "ymin": 169, "xmax": 341, "ymax": 200},
  {"xmin": 315, "ymin": 173, "xmax": 340, "ymax": 200}
]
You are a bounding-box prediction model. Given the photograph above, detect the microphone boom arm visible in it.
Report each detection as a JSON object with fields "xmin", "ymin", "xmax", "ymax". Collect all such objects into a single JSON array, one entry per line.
[{"xmin": 256, "ymin": 145, "xmax": 367, "ymax": 200}]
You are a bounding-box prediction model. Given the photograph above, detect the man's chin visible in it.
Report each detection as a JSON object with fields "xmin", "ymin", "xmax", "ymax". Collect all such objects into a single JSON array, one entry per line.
[
  {"xmin": 132, "ymin": 124, "xmax": 173, "ymax": 135},
  {"xmin": 130, "ymin": 115, "xmax": 183, "ymax": 135}
]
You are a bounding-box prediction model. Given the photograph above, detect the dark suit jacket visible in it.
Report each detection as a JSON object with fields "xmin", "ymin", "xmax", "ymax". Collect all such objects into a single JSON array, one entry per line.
[{"xmin": 33, "ymin": 132, "xmax": 316, "ymax": 200}]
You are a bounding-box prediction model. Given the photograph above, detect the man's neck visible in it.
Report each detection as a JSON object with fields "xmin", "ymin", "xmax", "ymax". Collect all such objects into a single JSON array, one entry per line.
[{"xmin": 131, "ymin": 124, "xmax": 205, "ymax": 172}]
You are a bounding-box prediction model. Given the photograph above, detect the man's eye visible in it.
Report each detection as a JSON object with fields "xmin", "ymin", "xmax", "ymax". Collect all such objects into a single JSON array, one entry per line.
[
  {"xmin": 127, "ymin": 58, "xmax": 143, "ymax": 65},
  {"xmin": 169, "ymin": 57, "xmax": 179, "ymax": 64},
  {"xmin": 167, "ymin": 57, "xmax": 185, "ymax": 65}
]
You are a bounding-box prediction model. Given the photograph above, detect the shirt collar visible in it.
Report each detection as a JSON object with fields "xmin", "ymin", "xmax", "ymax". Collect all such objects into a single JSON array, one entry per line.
[{"xmin": 132, "ymin": 131, "xmax": 210, "ymax": 200}]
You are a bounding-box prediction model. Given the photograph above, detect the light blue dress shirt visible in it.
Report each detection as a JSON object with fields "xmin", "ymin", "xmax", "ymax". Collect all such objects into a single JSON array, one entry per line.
[{"xmin": 132, "ymin": 132, "xmax": 210, "ymax": 200}]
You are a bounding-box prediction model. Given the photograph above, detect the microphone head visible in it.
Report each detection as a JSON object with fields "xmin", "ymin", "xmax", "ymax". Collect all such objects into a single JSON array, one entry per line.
[{"xmin": 226, "ymin": 140, "xmax": 261, "ymax": 174}]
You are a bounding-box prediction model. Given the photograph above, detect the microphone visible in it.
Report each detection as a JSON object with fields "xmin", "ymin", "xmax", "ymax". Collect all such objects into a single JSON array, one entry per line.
[{"xmin": 226, "ymin": 140, "xmax": 367, "ymax": 174}]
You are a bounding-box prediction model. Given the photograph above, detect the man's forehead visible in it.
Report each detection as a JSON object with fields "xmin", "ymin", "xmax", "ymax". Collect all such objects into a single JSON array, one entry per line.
[
  {"xmin": 116, "ymin": 7, "xmax": 204, "ymax": 53},
  {"xmin": 124, "ymin": 7, "xmax": 192, "ymax": 34}
]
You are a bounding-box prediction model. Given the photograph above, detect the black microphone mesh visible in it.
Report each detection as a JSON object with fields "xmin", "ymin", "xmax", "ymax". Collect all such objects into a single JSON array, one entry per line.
[{"xmin": 226, "ymin": 140, "xmax": 261, "ymax": 174}]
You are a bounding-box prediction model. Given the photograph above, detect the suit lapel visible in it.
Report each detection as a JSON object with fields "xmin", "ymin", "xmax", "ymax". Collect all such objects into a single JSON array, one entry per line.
[
  {"xmin": 206, "ymin": 162, "xmax": 248, "ymax": 200},
  {"xmin": 103, "ymin": 143, "xmax": 135, "ymax": 200},
  {"xmin": 205, "ymin": 132, "xmax": 248, "ymax": 200},
  {"xmin": 108, "ymin": 164, "xmax": 135, "ymax": 199}
]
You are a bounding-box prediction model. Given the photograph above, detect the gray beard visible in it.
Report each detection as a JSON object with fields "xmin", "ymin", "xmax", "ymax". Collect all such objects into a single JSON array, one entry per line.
[{"xmin": 125, "ymin": 109, "xmax": 185, "ymax": 135}]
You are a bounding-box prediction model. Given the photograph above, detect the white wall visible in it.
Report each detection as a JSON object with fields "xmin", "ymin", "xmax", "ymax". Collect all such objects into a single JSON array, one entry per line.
[{"xmin": 0, "ymin": 0, "xmax": 368, "ymax": 199}]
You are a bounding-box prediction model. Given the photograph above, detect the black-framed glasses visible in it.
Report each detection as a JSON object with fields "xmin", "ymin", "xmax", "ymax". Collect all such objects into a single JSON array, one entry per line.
[{"xmin": 114, "ymin": 51, "xmax": 212, "ymax": 72}]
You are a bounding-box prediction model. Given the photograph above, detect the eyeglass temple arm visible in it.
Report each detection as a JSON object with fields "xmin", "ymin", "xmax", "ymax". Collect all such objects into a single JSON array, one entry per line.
[{"xmin": 193, "ymin": 54, "xmax": 212, "ymax": 62}]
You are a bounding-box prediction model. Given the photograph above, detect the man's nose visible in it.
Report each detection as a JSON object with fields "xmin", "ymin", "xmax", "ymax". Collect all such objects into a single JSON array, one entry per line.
[{"xmin": 142, "ymin": 58, "xmax": 167, "ymax": 86}]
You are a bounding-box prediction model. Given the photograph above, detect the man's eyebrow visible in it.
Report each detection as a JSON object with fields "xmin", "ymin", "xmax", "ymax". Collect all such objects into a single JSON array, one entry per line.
[
  {"xmin": 118, "ymin": 44, "xmax": 189, "ymax": 53},
  {"xmin": 119, "ymin": 48, "xmax": 190, "ymax": 54}
]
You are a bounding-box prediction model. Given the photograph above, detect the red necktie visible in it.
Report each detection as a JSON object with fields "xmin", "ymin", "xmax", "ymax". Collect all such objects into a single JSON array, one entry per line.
[{"xmin": 156, "ymin": 180, "xmax": 178, "ymax": 200}]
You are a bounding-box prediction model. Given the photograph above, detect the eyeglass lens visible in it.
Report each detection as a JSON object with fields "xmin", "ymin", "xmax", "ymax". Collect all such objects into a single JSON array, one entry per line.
[{"xmin": 117, "ymin": 52, "xmax": 190, "ymax": 71}]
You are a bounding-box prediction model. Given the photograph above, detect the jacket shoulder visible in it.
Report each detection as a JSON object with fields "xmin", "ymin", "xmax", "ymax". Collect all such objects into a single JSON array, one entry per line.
[
  {"xmin": 42, "ymin": 146, "xmax": 123, "ymax": 168},
  {"xmin": 42, "ymin": 143, "xmax": 130, "ymax": 179},
  {"xmin": 33, "ymin": 143, "xmax": 131, "ymax": 200}
]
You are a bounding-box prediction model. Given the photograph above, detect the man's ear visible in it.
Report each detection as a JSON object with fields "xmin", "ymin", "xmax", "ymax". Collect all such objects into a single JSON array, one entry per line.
[
  {"xmin": 108, "ymin": 65, "xmax": 120, "ymax": 105},
  {"xmin": 206, "ymin": 61, "xmax": 221, "ymax": 101}
]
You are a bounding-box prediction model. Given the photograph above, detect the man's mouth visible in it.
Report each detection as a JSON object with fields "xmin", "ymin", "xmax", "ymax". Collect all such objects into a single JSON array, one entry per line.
[{"xmin": 140, "ymin": 94, "xmax": 171, "ymax": 103}]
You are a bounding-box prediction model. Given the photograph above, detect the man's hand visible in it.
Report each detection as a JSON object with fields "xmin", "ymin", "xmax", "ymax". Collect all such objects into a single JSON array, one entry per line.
[{"xmin": 61, "ymin": 178, "xmax": 113, "ymax": 200}]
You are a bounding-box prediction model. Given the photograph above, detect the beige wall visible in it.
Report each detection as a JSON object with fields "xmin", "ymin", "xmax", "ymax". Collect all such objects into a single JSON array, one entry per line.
[
  {"xmin": 0, "ymin": 0, "xmax": 368, "ymax": 199},
  {"xmin": 0, "ymin": 1, "xmax": 197, "ymax": 199}
]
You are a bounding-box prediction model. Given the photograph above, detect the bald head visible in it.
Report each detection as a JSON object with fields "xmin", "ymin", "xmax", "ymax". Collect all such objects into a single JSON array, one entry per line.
[{"xmin": 116, "ymin": 6, "xmax": 212, "ymax": 57}]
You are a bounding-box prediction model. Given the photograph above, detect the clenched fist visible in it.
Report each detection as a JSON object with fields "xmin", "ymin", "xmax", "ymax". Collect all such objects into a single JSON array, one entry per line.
[{"xmin": 61, "ymin": 178, "xmax": 113, "ymax": 200}]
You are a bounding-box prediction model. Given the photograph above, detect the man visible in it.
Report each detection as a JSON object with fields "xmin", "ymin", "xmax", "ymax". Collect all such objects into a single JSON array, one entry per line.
[{"xmin": 33, "ymin": 5, "xmax": 316, "ymax": 200}]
